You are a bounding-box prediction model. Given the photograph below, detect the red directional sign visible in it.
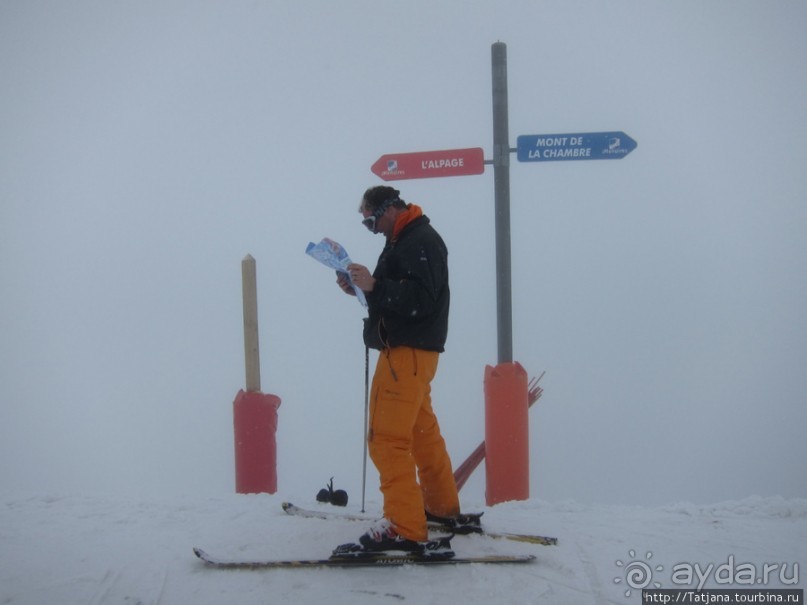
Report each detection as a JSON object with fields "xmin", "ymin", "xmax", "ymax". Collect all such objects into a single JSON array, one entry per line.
[{"xmin": 371, "ymin": 147, "xmax": 485, "ymax": 181}]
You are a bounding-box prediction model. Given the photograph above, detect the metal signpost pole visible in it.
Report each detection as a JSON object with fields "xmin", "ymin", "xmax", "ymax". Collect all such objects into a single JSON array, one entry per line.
[{"xmin": 491, "ymin": 41, "xmax": 513, "ymax": 364}]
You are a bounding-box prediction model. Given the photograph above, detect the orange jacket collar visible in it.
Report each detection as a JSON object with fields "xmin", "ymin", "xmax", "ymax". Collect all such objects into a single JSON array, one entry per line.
[{"xmin": 391, "ymin": 204, "xmax": 423, "ymax": 241}]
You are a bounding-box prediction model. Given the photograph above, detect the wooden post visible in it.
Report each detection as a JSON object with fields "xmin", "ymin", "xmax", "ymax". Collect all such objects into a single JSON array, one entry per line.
[
  {"xmin": 241, "ymin": 254, "xmax": 261, "ymax": 392},
  {"xmin": 234, "ymin": 254, "xmax": 280, "ymax": 494}
]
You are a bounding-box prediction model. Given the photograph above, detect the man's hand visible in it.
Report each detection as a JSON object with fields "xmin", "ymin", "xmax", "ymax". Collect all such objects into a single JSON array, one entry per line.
[
  {"xmin": 347, "ymin": 263, "xmax": 376, "ymax": 293},
  {"xmin": 336, "ymin": 271, "xmax": 356, "ymax": 296}
]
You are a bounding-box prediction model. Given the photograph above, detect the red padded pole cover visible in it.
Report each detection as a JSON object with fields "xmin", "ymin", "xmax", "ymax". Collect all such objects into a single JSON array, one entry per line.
[
  {"xmin": 233, "ymin": 389, "xmax": 280, "ymax": 494},
  {"xmin": 484, "ymin": 362, "xmax": 529, "ymax": 505}
]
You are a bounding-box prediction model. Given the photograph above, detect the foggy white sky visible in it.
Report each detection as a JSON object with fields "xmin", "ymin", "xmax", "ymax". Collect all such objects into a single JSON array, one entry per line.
[{"xmin": 1, "ymin": 1, "xmax": 805, "ymax": 507}]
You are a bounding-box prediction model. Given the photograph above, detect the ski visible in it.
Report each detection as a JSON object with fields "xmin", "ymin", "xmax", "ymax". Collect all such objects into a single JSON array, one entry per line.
[
  {"xmin": 194, "ymin": 547, "xmax": 535, "ymax": 569},
  {"xmin": 281, "ymin": 502, "xmax": 558, "ymax": 546}
]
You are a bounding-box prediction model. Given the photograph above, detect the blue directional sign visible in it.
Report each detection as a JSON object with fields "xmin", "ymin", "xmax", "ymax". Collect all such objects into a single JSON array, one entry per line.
[{"xmin": 517, "ymin": 131, "xmax": 637, "ymax": 162}]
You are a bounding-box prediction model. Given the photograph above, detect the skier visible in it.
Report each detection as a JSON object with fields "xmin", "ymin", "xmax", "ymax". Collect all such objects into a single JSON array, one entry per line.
[{"xmin": 337, "ymin": 185, "xmax": 475, "ymax": 553}]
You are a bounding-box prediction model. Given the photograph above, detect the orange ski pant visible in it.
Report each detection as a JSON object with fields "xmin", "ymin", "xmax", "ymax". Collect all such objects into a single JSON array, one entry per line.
[{"xmin": 368, "ymin": 346, "xmax": 460, "ymax": 542}]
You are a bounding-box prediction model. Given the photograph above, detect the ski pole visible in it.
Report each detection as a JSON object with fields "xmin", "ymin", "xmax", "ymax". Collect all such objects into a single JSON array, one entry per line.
[{"xmin": 361, "ymin": 345, "xmax": 369, "ymax": 513}]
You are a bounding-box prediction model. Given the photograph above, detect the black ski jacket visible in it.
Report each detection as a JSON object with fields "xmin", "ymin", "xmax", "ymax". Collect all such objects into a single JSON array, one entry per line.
[{"xmin": 363, "ymin": 215, "xmax": 450, "ymax": 352}]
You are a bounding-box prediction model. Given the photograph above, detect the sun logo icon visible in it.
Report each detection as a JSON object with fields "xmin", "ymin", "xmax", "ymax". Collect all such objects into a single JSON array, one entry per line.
[{"xmin": 614, "ymin": 549, "xmax": 664, "ymax": 598}]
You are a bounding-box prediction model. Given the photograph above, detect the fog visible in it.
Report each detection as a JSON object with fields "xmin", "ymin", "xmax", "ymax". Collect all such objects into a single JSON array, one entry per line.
[{"xmin": 1, "ymin": 1, "xmax": 805, "ymax": 507}]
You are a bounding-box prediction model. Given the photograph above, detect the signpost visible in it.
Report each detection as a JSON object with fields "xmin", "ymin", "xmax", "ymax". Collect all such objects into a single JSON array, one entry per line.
[
  {"xmin": 517, "ymin": 131, "xmax": 637, "ymax": 162},
  {"xmin": 371, "ymin": 147, "xmax": 485, "ymax": 181}
]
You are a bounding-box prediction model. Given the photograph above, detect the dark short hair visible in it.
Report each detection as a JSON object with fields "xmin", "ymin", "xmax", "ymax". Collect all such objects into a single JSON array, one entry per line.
[{"xmin": 361, "ymin": 186, "xmax": 407, "ymax": 212}]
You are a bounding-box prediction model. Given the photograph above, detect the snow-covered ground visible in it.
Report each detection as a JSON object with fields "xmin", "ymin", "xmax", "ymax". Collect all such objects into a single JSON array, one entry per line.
[{"xmin": 1, "ymin": 492, "xmax": 804, "ymax": 604}]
